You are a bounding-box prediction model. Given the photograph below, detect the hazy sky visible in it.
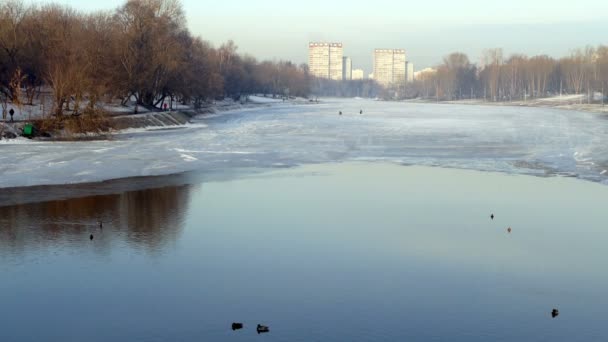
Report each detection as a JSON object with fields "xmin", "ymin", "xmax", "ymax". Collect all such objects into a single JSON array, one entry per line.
[{"xmin": 35, "ymin": 0, "xmax": 608, "ymax": 72}]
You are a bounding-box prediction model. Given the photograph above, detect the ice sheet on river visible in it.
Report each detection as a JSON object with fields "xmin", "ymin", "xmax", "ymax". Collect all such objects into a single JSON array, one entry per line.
[{"xmin": 1, "ymin": 99, "xmax": 608, "ymax": 188}]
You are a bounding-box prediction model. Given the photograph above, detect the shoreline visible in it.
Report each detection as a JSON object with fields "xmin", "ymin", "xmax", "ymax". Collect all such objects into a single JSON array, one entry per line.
[
  {"xmin": 0, "ymin": 95, "xmax": 311, "ymax": 142},
  {"xmin": 0, "ymin": 161, "xmax": 605, "ymax": 207},
  {"xmin": 404, "ymin": 97, "xmax": 608, "ymax": 114}
]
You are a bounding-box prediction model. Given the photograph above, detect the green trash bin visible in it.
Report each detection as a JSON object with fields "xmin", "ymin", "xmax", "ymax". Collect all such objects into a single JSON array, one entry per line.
[{"xmin": 23, "ymin": 123, "xmax": 34, "ymax": 137}]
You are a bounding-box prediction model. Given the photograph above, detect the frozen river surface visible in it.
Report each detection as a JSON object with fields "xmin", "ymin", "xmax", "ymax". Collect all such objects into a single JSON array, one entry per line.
[{"xmin": 2, "ymin": 99, "xmax": 608, "ymax": 188}]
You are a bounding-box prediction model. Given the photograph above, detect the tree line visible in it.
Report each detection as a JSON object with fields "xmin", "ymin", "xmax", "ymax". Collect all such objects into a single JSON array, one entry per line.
[
  {"xmin": 3, "ymin": 0, "xmax": 607, "ymax": 117},
  {"xmin": 410, "ymin": 47, "xmax": 608, "ymax": 102},
  {"xmin": 0, "ymin": 0, "xmax": 311, "ymax": 117}
]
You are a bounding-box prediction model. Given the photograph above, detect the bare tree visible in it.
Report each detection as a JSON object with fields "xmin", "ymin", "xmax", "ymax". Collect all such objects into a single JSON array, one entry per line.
[
  {"xmin": 112, "ymin": 0, "xmax": 186, "ymax": 111},
  {"xmin": 480, "ymin": 48, "xmax": 503, "ymax": 101},
  {"xmin": 35, "ymin": 5, "xmax": 89, "ymax": 116},
  {"xmin": 561, "ymin": 49, "xmax": 588, "ymax": 96},
  {"xmin": 525, "ymin": 55, "xmax": 554, "ymax": 98},
  {"xmin": 440, "ymin": 52, "xmax": 475, "ymax": 100},
  {"xmin": 597, "ymin": 45, "xmax": 608, "ymax": 103},
  {"xmin": 503, "ymin": 54, "xmax": 527, "ymax": 100},
  {"xmin": 0, "ymin": 0, "xmax": 28, "ymax": 102}
]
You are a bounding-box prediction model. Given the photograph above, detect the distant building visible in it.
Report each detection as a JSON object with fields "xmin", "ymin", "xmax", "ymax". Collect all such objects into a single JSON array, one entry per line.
[
  {"xmin": 352, "ymin": 69, "xmax": 365, "ymax": 80},
  {"xmin": 406, "ymin": 62, "xmax": 414, "ymax": 83},
  {"xmin": 308, "ymin": 42, "xmax": 344, "ymax": 80},
  {"xmin": 373, "ymin": 49, "xmax": 406, "ymax": 87},
  {"xmin": 342, "ymin": 56, "xmax": 352, "ymax": 80},
  {"xmin": 368, "ymin": 73, "xmax": 374, "ymax": 80}
]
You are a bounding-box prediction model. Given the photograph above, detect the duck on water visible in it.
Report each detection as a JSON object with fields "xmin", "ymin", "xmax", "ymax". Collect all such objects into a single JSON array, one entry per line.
[{"xmin": 257, "ymin": 324, "xmax": 270, "ymax": 334}]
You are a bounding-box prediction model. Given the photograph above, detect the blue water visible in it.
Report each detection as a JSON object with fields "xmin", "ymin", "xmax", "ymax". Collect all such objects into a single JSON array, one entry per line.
[{"xmin": 1, "ymin": 163, "xmax": 607, "ymax": 341}]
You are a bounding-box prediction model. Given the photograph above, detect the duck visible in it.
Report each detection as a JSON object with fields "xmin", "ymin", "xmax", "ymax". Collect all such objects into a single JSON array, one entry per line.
[
  {"xmin": 552, "ymin": 308, "xmax": 559, "ymax": 318},
  {"xmin": 507, "ymin": 227, "xmax": 512, "ymax": 233},
  {"xmin": 231, "ymin": 322, "xmax": 243, "ymax": 331},
  {"xmin": 490, "ymin": 214, "xmax": 495, "ymax": 220},
  {"xmin": 257, "ymin": 324, "xmax": 270, "ymax": 334}
]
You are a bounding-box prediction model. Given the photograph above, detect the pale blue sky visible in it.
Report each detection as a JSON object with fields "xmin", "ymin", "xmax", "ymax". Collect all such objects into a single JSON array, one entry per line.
[{"xmin": 36, "ymin": 0, "xmax": 608, "ymax": 72}]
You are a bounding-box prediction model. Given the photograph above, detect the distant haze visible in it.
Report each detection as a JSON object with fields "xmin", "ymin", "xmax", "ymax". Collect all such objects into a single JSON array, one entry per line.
[{"xmin": 33, "ymin": 0, "xmax": 608, "ymax": 72}]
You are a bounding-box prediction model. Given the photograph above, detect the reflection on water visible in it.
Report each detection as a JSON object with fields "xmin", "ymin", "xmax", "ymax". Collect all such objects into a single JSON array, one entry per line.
[
  {"xmin": 0, "ymin": 185, "xmax": 193, "ymax": 257},
  {"xmin": 1, "ymin": 163, "xmax": 608, "ymax": 342}
]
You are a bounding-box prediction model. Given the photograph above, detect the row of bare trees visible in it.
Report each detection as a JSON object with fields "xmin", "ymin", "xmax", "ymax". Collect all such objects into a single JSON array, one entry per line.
[
  {"xmin": 0, "ymin": 0, "xmax": 310, "ymax": 117},
  {"xmin": 411, "ymin": 46, "xmax": 608, "ymax": 102}
]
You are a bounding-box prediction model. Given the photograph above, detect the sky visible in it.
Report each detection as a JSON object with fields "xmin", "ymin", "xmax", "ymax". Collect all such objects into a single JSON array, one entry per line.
[{"xmin": 35, "ymin": 0, "xmax": 608, "ymax": 73}]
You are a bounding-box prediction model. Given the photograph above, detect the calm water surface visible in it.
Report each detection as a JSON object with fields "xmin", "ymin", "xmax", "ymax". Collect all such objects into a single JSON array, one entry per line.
[{"xmin": 1, "ymin": 163, "xmax": 608, "ymax": 341}]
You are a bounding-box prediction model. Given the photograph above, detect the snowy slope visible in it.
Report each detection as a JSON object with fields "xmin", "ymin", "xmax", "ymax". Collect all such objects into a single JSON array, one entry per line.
[
  {"xmin": 247, "ymin": 95, "xmax": 283, "ymax": 104},
  {"xmin": 1, "ymin": 98, "xmax": 608, "ymax": 188}
]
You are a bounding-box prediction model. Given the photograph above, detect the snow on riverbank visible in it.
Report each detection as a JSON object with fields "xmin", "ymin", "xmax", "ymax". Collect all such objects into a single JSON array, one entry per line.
[
  {"xmin": 0, "ymin": 137, "xmax": 35, "ymax": 145},
  {"xmin": 1, "ymin": 98, "xmax": 608, "ymax": 189},
  {"xmin": 422, "ymin": 94, "xmax": 608, "ymax": 114},
  {"xmin": 247, "ymin": 95, "xmax": 283, "ymax": 104}
]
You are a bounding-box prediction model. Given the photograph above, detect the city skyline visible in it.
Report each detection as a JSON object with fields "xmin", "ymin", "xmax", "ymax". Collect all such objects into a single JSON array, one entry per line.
[
  {"xmin": 31, "ymin": 0, "xmax": 608, "ymax": 73},
  {"xmin": 309, "ymin": 42, "xmax": 411, "ymax": 83}
]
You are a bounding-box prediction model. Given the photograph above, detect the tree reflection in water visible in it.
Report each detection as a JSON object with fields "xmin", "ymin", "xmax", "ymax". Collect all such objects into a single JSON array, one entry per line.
[{"xmin": 0, "ymin": 184, "xmax": 194, "ymax": 257}]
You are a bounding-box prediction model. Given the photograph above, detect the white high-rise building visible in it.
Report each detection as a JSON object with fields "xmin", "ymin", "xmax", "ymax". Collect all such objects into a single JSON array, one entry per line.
[
  {"xmin": 352, "ymin": 69, "xmax": 365, "ymax": 80},
  {"xmin": 406, "ymin": 62, "xmax": 414, "ymax": 83},
  {"xmin": 342, "ymin": 56, "xmax": 352, "ymax": 80},
  {"xmin": 308, "ymin": 42, "xmax": 344, "ymax": 80},
  {"xmin": 373, "ymin": 49, "xmax": 406, "ymax": 87}
]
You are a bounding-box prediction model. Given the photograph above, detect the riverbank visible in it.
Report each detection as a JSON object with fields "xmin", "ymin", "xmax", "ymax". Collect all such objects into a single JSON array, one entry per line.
[
  {"xmin": 0, "ymin": 95, "xmax": 309, "ymax": 141},
  {"xmin": 406, "ymin": 94, "xmax": 608, "ymax": 114}
]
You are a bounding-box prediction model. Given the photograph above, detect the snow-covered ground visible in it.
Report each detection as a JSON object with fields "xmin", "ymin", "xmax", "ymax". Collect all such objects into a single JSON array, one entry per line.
[
  {"xmin": 535, "ymin": 94, "xmax": 586, "ymax": 102},
  {"xmin": 437, "ymin": 94, "xmax": 608, "ymax": 114},
  {"xmin": 247, "ymin": 95, "xmax": 283, "ymax": 104},
  {"xmin": 1, "ymin": 98, "xmax": 608, "ymax": 188}
]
